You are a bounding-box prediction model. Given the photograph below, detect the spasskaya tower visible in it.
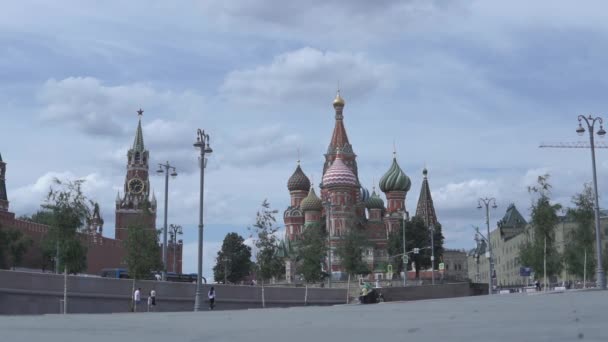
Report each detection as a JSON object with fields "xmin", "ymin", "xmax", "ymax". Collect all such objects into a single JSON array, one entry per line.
[{"xmin": 115, "ymin": 109, "xmax": 157, "ymax": 240}]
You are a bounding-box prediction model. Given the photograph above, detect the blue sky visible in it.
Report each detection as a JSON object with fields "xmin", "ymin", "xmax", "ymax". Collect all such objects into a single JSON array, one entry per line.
[{"xmin": 3, "ymin": 1, "xmax": 608, "ymax": 279}]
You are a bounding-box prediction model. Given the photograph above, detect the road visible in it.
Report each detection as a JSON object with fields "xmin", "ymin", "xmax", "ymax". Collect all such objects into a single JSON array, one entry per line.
[{"xmin": 1, "ymin": 290, "xmax": 606, "ymax": 342}]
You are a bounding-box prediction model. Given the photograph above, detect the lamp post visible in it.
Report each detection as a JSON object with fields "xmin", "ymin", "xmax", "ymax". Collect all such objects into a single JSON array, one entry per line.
[
  {"xmin": 474, "ymin": 233, "xmax": 481, "ymax": 283},
  {"xmin": 478, "ymin": 197, "xmax": 497, "ymax": 295},
  {"xmin": 323, "ymin": 201, "xmax": 333, "ymax": 288},
  {"xmin": 156, "ymin": 162, "xmax": 178, "ymax": 281},
  {"xmin": 576, "ymin": 115, "xmax": 607, "ymax": 289},
  {"xmin": 169, "ymin": 224, "xmax": 182, "ymax": 273},
  {"xmin": 430, "ymin": 224, "xmax": 435, "ymax": 285},
  {"xmin": 193, "ymin": 129, "xmax": 212, "ymax": 311},
  {"xmin": 402, "ymin": 211, "xmax": 407, "ymax": 287}
]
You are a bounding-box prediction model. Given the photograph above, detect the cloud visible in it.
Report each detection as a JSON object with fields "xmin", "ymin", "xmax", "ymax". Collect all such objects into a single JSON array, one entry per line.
[
  {"xmin": 220, "ymin": 47, "xmax": 394, "ymax": 106},
  {"xmin": 37, "ymin": 77, "xmax": 206, "ymax": 138}
]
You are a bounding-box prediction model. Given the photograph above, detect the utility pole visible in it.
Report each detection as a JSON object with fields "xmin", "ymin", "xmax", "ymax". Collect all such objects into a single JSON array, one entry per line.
[
  {"xmin": 156, "ymin": 162, "xmax": 178, "ymax": 280},
  {"xmin": 324, "ymin": 201, "xmax": 333, "ymax": 288},
  {"xmin": 193, "ymin": 129, "xmax": 212, "ymax": 311},
  {"xmin": 477, "ymin": 197, "xmax": 497, "ymax": 295}
]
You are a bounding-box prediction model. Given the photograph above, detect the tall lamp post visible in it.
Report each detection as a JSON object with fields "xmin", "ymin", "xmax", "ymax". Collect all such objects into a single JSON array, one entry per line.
[
  {"xmin": 157, "ymin": 162, "xmax": 178, "ymax": 280},
  {"xmin": 402, "ymin": 211, "xmax": 407, "ymax": 287},
  {"xmin": 430, "ymin": 224, "xmax": 435, "ymax": 285},
  {"xmin": 478, "ymin": 197, "xmax": 497, "ymax": 295},
  {"xmin": 169, "ymin": 224, "xmax": 183, "ymax": 273},
  {"xmin": 576, "ymin": 115, "xmax": 607, "ymax": 289},
  {"xmin": 193, "ymin": 129, "xmax": 212, "ymax": 311},
  {"xmin": 323, "ymin": 201, "xmax": 333, "ymax": 288}
]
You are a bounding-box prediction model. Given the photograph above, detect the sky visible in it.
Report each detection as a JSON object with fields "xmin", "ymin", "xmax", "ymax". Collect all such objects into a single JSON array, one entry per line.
[{"xmin": 3, "ymin": 0, "xmax": 608, "ymax": 280}]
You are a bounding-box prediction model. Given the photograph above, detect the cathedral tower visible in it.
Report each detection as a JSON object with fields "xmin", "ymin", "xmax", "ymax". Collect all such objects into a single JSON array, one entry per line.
[
  {"xmin": 415, "ymin": 168, "xmax": 438, "ymax": 227},
  {"xmin": 115, "ymin": 110, "xmax": 157, "ymax": 240}
]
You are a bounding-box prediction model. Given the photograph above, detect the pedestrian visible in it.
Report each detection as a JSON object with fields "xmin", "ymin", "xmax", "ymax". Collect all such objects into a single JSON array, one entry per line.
[
  {"xmin": 147, "ymin": 292, "xmax": 152, "ymax": 312},
  {"xmin": 133, "ymin": 287, "xmax": 141, "ymax": 312},
  {"xmin": 208, "ymin": 286, "xmax": 215, "ymax": 310},
  {"xmin": 150, "ymin": 289, "xmax": 156, "ymax": 311}
]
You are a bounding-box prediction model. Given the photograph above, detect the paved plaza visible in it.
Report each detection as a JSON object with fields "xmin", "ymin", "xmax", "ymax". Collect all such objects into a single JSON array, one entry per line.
[{"xmin": 1, "ymin": 290, "xmax": 606, "ymax": 342}]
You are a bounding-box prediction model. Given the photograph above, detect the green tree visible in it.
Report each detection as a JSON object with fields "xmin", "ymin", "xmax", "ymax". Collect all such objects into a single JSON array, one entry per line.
[
  {"xmin": 123, "ymin": 224, "xmax": 162, "ymax": 281},
  {"xmin": 564, "ymin": 184, "xmax": 599, "ymax": 279},
  {"xmin": 42, "ymin": 179, "xmax": 92, "ymax": 274},
  {"xmin": 297, "ymin": 222, "xmax": 327, "ymax": 283},
  {"xmin": 18, "ymin": 210, "xmax": 55, "ymax": 225},
  {"xmin": 248, "ymin": 200, "xmax": 285, "ymax": 282},
  {"xmin": 387, "ymin": 216, "xmax": 445, "ymax": 279},
  {"xmin": 520, "ymin": 174, "xmax": 563, "ymax": 282},
  {"xmin": 4, "ymin": 228, "xmax": 33, "ymax": 269},
  {"xmin": 335, "ymin": 226, "xmax": 369, "ymax": 278},
  {"xmin": 213, "ymin": 232, "xmax": 252, "ymax": 284}
]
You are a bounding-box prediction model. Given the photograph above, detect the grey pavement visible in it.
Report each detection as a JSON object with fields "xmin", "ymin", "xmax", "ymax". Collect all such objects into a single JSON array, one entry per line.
[{"xmin": 1, "ymin": 290, "xmax": 606, "ymax": 342}]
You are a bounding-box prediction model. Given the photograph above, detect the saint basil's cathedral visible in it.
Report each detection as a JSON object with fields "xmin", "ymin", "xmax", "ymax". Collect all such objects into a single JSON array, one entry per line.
[{"xmin": 283, "ymin": 92, "xmax": 438, "ymax": 281}]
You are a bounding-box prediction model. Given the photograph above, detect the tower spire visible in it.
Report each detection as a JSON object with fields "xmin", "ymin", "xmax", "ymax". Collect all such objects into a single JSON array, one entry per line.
[
  {"xmin": 415, "ymin": 167, "xmax": 437, "ymax": 227},
  {"xmin": 133, "ymin": 109, "xmax": 145, "ymax": 151}
]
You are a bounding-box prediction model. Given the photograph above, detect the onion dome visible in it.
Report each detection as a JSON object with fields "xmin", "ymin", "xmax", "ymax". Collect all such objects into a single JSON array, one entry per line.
[
  {"xmin": 333, "ymin": 90, "xmax": 345, "ymax": 107},
  {"xmin": 300, "ymin": 187, "xmax": 323, "ymax": 212},
  {"xmin": 322, "ymin": 154, "xmax": 357, "ymax": 188},
  {"xmin": 379, "ymin": 156, "xmax": 411, "ymax": 193},
  {"xmin": 287, "ymin": 163, "xmax": 311, "ymax": 192},
  {"xmin": 366, "ymin": 190, "xmax": 385, "ymax": 209},
  {"xmin": 360, "ymin": 187, "xmax": 370, "ymax": 202}
]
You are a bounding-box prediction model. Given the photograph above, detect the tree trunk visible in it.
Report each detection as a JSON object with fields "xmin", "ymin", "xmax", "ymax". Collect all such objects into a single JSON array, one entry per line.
[
  {"xmin": 63, "ymin": 265, "xmax": 68, "ymax": 314},
  {"xmin": 346, "ymin": 274, "xmax": 351, "ymax": 304},
  {"xmin": 131, "ymin": 278, "xmax": 136, "ymax": 312}
]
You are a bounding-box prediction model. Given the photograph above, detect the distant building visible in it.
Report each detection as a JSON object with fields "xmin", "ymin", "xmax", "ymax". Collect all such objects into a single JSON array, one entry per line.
[
  {"xmin": 467, "ymin": 203, "xmax": 608, "ymax": 287},
  {"xmin": 282, "ymin": 92, "xmax": 439, "ymax": 282},
  {"xmin": 0, "ymin": 111, "xmax": 182, "ymax": 275}
]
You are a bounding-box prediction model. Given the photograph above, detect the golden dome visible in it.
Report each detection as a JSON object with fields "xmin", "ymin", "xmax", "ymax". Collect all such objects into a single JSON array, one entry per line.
[{"xmin": 333, "ymin": 90, "xmax": 345, "ymax": 107}]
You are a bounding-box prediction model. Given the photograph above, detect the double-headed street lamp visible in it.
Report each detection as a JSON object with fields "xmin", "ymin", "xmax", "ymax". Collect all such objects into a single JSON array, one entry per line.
[
  {"xmin": 157, "ymin": 162, "xmax": 178, "ymax": 281},
  {"xmin": 322, "ymin": 201, "xmax": 333, "ymax": 288},
  {"xmin": 576, "ymin": 115, "xmax": 607, "ymax": 289},
  {"xmin": 478, "ymin": 197, "xmax": 497, "ymax": 295},
  {"xmin": 193, "ymin": 129, "xmax": 212, "ymax": 312},
  {"xmin": 169, "ymin": 224, "xmax": 183, "ymax": 273}
]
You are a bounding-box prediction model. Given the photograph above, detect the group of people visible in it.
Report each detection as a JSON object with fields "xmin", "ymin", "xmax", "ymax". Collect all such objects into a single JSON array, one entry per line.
[
  {"xmin": 132, "ymin": 286, "xmax": 216, "ymax": 312},
  {"xmin": 132, "ymin": 288, "xmax": 157, "ymax": 312}
]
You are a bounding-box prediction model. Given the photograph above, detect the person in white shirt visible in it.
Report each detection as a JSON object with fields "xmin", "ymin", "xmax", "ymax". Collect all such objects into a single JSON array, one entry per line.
[
  {"xmin": 149, "ymin": 289, "xmax": 156, "ymax": 311},
  {"xmin": 208, "ymin": 287, "xmax": 215, "ymax": 310},
  {"xmin": 133, "ymin": 288, "xmax": 141, "ymax": 312}
]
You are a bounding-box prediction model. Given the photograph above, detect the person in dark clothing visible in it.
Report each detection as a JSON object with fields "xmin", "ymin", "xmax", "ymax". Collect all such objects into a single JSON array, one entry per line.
[{"xmin": 208, "ymin": 287, "xmax": 215, "ymax": 310}]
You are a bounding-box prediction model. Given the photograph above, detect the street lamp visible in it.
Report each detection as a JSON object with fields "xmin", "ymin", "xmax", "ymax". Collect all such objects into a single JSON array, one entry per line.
[
  {"xmin": 157, "ymin": 161, "xmax": 178, "ymax": 281},
  {"xmin": 478, "ymin": 197, "xmax": 497, "ymax": 295},
  {"xmin": 576, "ymin": 115, "xmax": 606, "ymax": 289},
  {"xmin": 474, "ymin": 233, "xmax": 481, "ymax": 283},
  {"xmin": 402, "ymin": 211, "xmax": 407, "ymax": 287},
  {"xmin": 169, "ymin": 224, "xmax": 183, "ymax": 273},
  {"xmin": 430, "ymin": 224, "xmax": 435, "ymax": 285},
  {"xmin": 322, "ymin": 200, "xmax": 333, "ymax": 288},
  {"xmin": 193, "ymin": 129, "xmax": 212, "ymax": 311}
]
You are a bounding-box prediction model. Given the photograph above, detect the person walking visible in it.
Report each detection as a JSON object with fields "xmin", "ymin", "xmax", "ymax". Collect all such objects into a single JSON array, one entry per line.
[
  {"xmin": 208, "ymin": 286, "xmax": 215, "ymax": 310},
  {"xmin": 150, "ymin": 289, "xmax": 156, "ymax": 311},
  {"xmin": 133, "ymin": 287, "xmax": 141, "ymax": 312}
]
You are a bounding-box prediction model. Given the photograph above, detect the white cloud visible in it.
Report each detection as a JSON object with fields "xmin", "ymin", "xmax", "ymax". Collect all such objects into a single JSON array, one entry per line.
[{"xmin": 220, "ymin": 47, "xmax": 394, "ymax": 105}]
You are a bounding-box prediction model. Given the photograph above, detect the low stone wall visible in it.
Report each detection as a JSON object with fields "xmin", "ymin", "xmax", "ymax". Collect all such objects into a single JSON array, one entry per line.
[
  {"xmin": 0, "ymin": 270, "xmax": 346, "ymax": 315},
  {"xmin": 378, "ymin": 282, "xmax": 488, "ymax": 302}
]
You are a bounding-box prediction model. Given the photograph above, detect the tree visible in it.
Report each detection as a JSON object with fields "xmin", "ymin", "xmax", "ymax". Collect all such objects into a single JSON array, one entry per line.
[
  {"xmin": 520, "ymin": 174, "xmax": 563, "ymax": 282},
  {"xmin": 335, "ymin": 226, "xmax": 369, "ymax": 278},
  {"xmin": 42, "ymin": 179, "xmax": 93, "ymax": 274},
  {"xmin": 564, "ymin": 184, "xmax": 599, "ymax": 279},
  {"xmin": 248, "ymin": 200, "xmax": 285, "ymax": 282},
  {"xmin": 387, "ymin": 216, "xmax": 445, "ymax": 279},
  {"xmin": 213, "ymin": 232, "xmax": 252, "ymax": 284},
  {"xmin": 297, "ymin": 222, "xmax": 327, "ymax": 283},
  {"xmin": 4, "ymin": 228, "xmax": 33, "ymax": 269},
  {"xmin": 123, "ymin": 223, "xmax": 162, "ymax": 281}
]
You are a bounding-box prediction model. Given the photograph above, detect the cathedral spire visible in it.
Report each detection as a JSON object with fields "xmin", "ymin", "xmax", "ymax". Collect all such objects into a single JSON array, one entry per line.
[
  {"xmin": 329, "ymin": 90, "xmax": 350, "ymax": 150},
  {"xmin": 133, "ymin": 109, "xmax": 145, "ymax": 151},
  {"xmin": 415, "ymin": 167, "xmax": 437, "ymax": 227}
]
